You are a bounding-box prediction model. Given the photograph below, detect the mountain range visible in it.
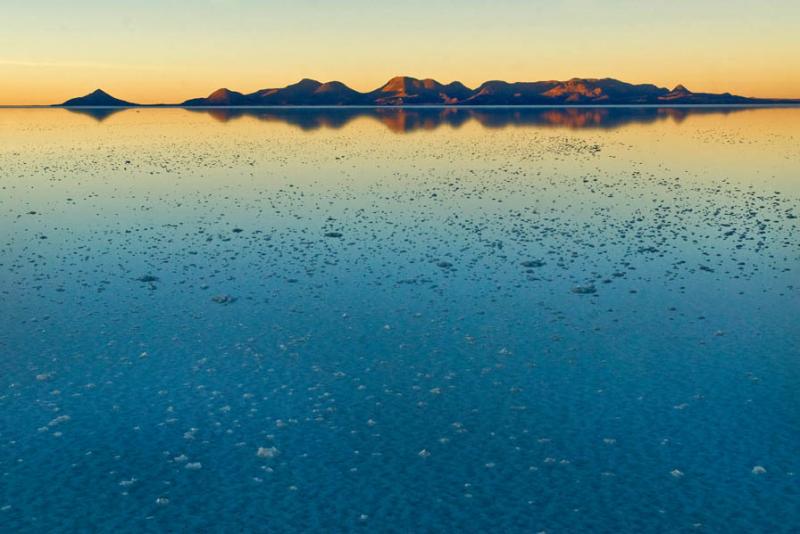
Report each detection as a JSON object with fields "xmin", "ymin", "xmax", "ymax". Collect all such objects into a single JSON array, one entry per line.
[{"xmin": 57, "ymin": 77, "xmax": 799, "ymax": 107}]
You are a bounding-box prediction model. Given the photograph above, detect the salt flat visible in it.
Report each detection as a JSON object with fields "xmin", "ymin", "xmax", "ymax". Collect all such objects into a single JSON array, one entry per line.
[{"xmin": 0, "ymin": 106, "xmax": 797, "ymax": 532}]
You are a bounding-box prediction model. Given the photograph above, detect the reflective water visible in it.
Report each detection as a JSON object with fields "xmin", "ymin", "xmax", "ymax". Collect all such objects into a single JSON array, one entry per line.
[{"xmin": 1, "ymin": 107, "xmax": 798, "ymax": 532}]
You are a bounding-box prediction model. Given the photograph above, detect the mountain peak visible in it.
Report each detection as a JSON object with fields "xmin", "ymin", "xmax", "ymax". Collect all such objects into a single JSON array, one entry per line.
[
  {"xmin": 379, "ymin": 76, "xmax": 423, "ymax": 92},
  {"xmin": 209, "ymin": 88, "xmax": 236, "ymax": 97},
  {"xmin": 671, "ymin": 84, "xmax": 691, "ymax": 94},
  {"xmin": 291, "ymin": 78, "xmax": 323, "ymax": 89},
  {"xmin": 386, "ymin": 75, "xmax": 418, "ymax": 82},
  {"xmin": 183, "ymin": 88, "xmax": 251, "ymax": 106},
  {"xmin": 59, "ymin": 89, "xmax": 135, "ymax": 107}
]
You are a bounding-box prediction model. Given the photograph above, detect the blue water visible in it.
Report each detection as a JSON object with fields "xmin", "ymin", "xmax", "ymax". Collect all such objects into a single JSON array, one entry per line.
[{"xmin": 1, "ymin": 107, "xmax": 798, "ymax": 532}]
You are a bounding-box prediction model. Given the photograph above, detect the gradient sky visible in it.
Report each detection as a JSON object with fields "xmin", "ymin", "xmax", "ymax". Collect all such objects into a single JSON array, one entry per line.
[{"xmin": 1, "ymin": 0, "xmax": 799, "ymax": 104}]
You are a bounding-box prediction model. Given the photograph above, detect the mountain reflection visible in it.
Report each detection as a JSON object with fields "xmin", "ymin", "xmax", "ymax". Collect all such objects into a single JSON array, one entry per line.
[
  {"xmin": 187, "ymin": 106, "xmax": 753, "ymax": 132},
  {"xmin": 66, "ymin": 107, "xmax": 128, "ymax": 122},
  {"xmin": 68, "ymin": 106, "xmax": 755, "ymax": 131}
]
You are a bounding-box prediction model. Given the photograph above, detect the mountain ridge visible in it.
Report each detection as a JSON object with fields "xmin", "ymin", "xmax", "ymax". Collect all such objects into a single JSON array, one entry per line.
[{"xmin": 56, "ymin": 77, "xmax": 800, "ymax": 107}]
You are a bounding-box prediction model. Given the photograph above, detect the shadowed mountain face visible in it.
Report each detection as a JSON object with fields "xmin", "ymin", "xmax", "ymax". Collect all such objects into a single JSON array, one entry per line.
[
  {"xmin": 255, "ymin": 79, "xmax": 365, "ymax": 105},
  {"xmin": 57, "ymin": 78, "xmax": 799, "ymax": 107},
  {"xmin": 183, "ymin": 79, "xmax": 366, "ymax": 106},
  {"xmin": 59, "ymin": 89, "xmax": 135, "ymax": 107}
]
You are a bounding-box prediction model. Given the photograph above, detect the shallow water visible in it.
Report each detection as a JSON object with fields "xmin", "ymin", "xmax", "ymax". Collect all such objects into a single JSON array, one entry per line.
[{"xmin": 1, "ymin": 107, "xmax": 798, "ymax": 532}]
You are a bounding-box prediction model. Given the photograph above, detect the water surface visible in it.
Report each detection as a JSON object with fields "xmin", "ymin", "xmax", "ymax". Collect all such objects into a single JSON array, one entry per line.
[{"xmin": 1, "ymin": 107, "xmax": 798, "ymax": 532}]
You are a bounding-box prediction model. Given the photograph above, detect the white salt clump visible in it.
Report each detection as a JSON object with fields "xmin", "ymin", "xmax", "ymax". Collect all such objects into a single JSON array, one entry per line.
[
  {"xmin": 48, "ymin": 415, "xmax": 70, "ymax": 427},
  {"xmin": 670, "ymin": 469, "xmax": 684, "ymax": 478},
  {"xmin": 174, "ymin": 454, "xmax": 188, "ymax": 463},
  {"xmin": 752, "ymin": 465, "xmax": 767, "ymax": 475},
  {"xmin": 185, "ymin": 462, "xmax": 202, "ymax": 470},
  {"xmin": 257, "ymin": 446, "xmax": 279, "ymax": 458},
  {"xmin": 418, "ymin": 449, "xmax": 431, "ymax": 458},
  {"xmin": 155, "ymin": 497, "xmax": 170, "ymax": 505},
  {"xmin": 366, "ymin": 419, "xmax": 377, "ymax": 427}
]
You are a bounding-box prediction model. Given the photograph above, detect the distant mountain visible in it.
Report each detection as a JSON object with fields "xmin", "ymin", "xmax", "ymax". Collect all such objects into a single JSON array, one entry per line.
[
  {"xmin": 56, "ymin": 78, "xmax": 799, "ymax": 107},
  {"xmin": 182, "ymin": 77, "xmax": 797, "ymax": 106},
  {"xmin": 183, "ymin": 88, "xmax": 250, "ymax": 106},
  {"xmin": 366, "ymin": 76, "xmax": 474, "ymax": 105},
  {"xmin": 58, "ymin": 89, "xmax": 136, "ymax": 107},
  {"xmin": 184, "ymin": 79, "xmax": 366, "ymax": 106},
  {"xmin": 466, "ymin": 79, "xmax": 685, "ymax": 105},
  {"xmin": 255, "ymin": 79, "xmax": 365, "ymax": 105}
]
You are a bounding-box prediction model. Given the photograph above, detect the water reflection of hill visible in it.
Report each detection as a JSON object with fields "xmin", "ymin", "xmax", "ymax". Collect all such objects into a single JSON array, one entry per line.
[
  {"xmin": 189, "ymin": 106, "xmax": 754, "ymax": 132},
  {"xmin": 68, "ymin": 106, "xmax": 757, "ymax": 131},
  {"xmin": 65, "ymin": 107, "xmax": 128, "ymax": 122}
]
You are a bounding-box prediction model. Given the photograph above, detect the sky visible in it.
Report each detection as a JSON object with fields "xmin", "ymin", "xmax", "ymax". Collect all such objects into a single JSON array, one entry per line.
[{"xmin": 1, "ymin": 0, "xmax": 799, "ymax": 104}]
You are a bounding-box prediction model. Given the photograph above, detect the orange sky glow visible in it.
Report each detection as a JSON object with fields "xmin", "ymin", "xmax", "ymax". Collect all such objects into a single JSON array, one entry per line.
[{"xmin": 1, "ymin": 0, "xmax": 798, "ymax": 105}]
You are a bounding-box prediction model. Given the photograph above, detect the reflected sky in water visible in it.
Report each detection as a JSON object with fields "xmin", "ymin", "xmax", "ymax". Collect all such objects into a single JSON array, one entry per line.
[{"xmin": 0, "ymin": 107, "xmax": 798, "ymax": 532}]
